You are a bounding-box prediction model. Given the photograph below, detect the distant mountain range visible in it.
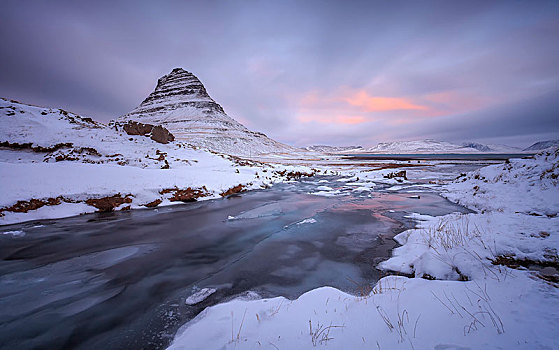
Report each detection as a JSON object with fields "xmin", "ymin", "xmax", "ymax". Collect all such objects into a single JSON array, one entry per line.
[
  {"xmin": 333, "ymin": 139, "xmax": 558, "ymax": 154},
  {"xmin": 305, "ymin": 145, "xmax": 363, "ymax": 153}
]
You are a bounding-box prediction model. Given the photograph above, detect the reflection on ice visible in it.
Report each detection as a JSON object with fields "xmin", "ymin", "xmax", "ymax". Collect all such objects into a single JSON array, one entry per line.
[{"xmin": 234, "ymin": 202, "xmax": 284, "ymax": 219}]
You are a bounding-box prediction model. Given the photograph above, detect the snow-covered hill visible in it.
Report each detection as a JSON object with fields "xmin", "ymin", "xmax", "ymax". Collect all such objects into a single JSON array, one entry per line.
[
  {"xmin": 461, "ymin": 142, "xmax": 522, "ymax": 153},
  {"xmin": 445, "ymin": 148, "xmax": 559, "ymax": 215},
  {"xmin": 363, "ymin": 139, "xmax": 526, "ymax": 154},
  {"xmin": 113, "ymin": 68, "xmax": 295, "ymax": 156},
  {"xmin": 0, "ymin": 98, "xmax": 313, "ymax": 225},
  {"xmin": 363, "ymin": 139, "xmax": 479, "ymax": 154},
  {"xmin": 305, "ymin": 145, "xmax": 363, "ymax": 153},
  {"xmin": 524, "ymin": 139, "xmax": 559, "ymax": 152}
]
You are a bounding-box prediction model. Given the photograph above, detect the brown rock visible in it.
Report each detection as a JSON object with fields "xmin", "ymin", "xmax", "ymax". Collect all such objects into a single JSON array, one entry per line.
[
  {"xmin": 121, "ymin": 121, "xmax": 175, "ymax": 144},
  {"xmin": 150, "ymin": 125, "xmax": 175, "ymax": 144},
  {"xmin": 383, "ymin": 170, "xmax": 407, "ymax": 180},
  {"xmin": 123, "ymin": 121, "xmax": 153, "ymax": 136}
]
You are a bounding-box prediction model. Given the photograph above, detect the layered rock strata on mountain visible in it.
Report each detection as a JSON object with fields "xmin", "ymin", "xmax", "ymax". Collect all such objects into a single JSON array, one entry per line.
[{"xmin": 114, "ymin": 68, "xmax": 293, "ymax": 156}]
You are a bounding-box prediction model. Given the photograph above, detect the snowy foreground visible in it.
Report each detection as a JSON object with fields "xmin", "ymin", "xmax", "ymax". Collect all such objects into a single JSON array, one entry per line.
[{"xmin": 168, "ymin": 149, "xmax": 559, "ymax": 350}]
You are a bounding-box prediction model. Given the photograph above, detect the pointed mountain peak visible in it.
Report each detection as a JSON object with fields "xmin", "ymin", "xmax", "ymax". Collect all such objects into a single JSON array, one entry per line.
[
  {"xmin": 133, "ymin": 68, "xmax": 224, "ymax": 115},
  {"xmin": 171, "ymin": 67, "xmax": 188, "ymax": 74},
  {"xmin": 115, "ymin": 68, "xmax": 294, "ymax": 155},
  {"xmin": 156, "ymin": 68, "xmax": 198, "ymax": 88}
]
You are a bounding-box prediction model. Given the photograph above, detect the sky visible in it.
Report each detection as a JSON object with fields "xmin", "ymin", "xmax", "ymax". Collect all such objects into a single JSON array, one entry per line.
[{"xmin": 1, "ymin": 0, "xmax": 558, "ymax": 148}]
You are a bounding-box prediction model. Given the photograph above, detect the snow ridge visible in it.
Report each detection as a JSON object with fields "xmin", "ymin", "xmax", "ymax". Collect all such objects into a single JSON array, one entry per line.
[
  {"xmin": 305, "ymin": 145, "xmax": 363, "ymax": 153},
  {"xmin": 523, "ymin": 139, "xmax": 559, "ymax": 152}
]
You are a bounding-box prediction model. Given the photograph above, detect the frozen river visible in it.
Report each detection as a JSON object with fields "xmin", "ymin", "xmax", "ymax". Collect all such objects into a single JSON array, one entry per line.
[{"xmin": 0, "ymin": 165, "xmax": 480, "ymax": 349}]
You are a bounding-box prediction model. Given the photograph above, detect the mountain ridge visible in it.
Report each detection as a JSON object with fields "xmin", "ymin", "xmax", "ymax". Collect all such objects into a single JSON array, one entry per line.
[
  {"xmin": 523, "ymin": 140, "xmax": 559, "ymax": 152},
  {"xmin": 353, "ymin": 139, "xmax": 530, "ymax": 154}
]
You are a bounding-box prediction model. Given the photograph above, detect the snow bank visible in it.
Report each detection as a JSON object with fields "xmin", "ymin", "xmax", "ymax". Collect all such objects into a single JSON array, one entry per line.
[
  {"xmin": 444, "ymin": 149, "xmax": 559, "ymax": 215},
  {"xmin": 169, "ymin": 274, "xmax": 558, "ymax": 349}
]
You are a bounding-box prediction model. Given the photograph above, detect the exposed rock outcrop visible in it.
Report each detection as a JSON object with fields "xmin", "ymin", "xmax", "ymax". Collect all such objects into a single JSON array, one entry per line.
[
  {"xmin": 383, "ymin": 170, "xmax": 407, "ymax": 180},
  {"xmin": 120, "ymin": 120, "xmax": 175, "ymax": 144}
]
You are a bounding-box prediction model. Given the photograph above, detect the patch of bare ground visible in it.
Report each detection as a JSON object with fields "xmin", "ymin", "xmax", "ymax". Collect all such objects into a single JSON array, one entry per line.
[
  {"xmin": 220, "ymin": 184, "xmax": 246, "ymax": 197},
  {"xmin": 226, "ymin": 155, "xmax": 264, "ymax": 167},
  {"xmin": 275, "ymin": 169, "xmax": 316, "ymax": 180},
  {"xmin": 85, "ymin": 194, "xmax": 133, "ymax": 212},
  {"xmin": 0, "ymin": 197, "xmax": 64, "ymax": 215},
  {"xmin": 493, "ymin": 254, "xmax": 559, "ymax": 285},
  {"xmin": 0, "ymin": 141, "xmax": 74, "ymax": 152},
  {"xmin": 144, "ymin": 199, "xmax": 162, "ymax": 208},
  {"xmin": 160, "ymin": 186, "xmax": 209, "ymax": 202},
  {"xmin": 52, "ymin": 147, "xmax": 103, "ymax": 161},
  {"xmin": 0, "ymin": 194, "xmax": 134, "ymax": 216}
]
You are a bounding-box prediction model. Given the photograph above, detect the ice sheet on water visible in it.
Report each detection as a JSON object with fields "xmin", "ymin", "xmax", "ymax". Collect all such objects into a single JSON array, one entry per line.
[
  {"xmin": 0, "ymin": 248, "xmax": 139, "ymax": 318},
  {"xmin": 235, "ymin": 202, "xmax": 284, "ymax": 219},
  {"xmin": 346, "ymin": 182, "xmax": 375, "ymax": 187},
  {"xmin": 308, "ymin": 190, "xmax": 343, "ymax": 197},
  {"xmin": 1, "ymin": 230, "xmax": 25, "ymax": 237},
  {"xmin": 185, "ymin": 288, "xmax": 216, "ymax": 305},
  {"xmin": 352, "ymin": 187, "xmax": 371, "ymax": 192},
  {"xmin": 296, "ymin": 218, "xmax": 317, "ymax": 225},
  {"xmin": 336, "ymin": 177, "xmax": 356, "ymax": 182}
]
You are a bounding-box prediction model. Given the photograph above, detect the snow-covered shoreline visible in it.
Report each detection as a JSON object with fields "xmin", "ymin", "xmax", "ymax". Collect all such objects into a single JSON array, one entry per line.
[
  {"xmin": 0, "ymin": 161, "xmax": 315, "ymax": 226},
  {"xmin": 166, "ymin": 149, "xmax": 559, "ymax": 350},
  {"xmin": 0, "ymin": 98, "xmax": 315, "ymax": 226}
]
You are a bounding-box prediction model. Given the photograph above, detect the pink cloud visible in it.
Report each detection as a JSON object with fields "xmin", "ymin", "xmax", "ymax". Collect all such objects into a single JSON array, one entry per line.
[
  {"xmin": 343, "ymin": 90, "xmax": 428, "ymax": 112},
  {"xmin": 298, "ymin": 114, "xmax": 366, "ymax": 125}
]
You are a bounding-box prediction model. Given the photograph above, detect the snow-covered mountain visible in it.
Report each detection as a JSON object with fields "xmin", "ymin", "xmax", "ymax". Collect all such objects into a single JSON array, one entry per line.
[
  {"xmin": 113, "ymin": 68, "xmax": 294, "ymax": 156},
  {"xmin": 305, "ymin": 145, "xmax": 363, "ymax": 153},
  {"xmin": 461, "ymin": 142, "xmax": 522, "ymax": 153},
  {"xmin": 524, "ymin": 140, "xmax": 559, "ymax": 152},
  {"xmin": 363, "ymin": 140, "xmax": 477, "ymax": 154},
  {"xmin": 362, "ymin": 139, "xmax": 525, "ymax": 154}
]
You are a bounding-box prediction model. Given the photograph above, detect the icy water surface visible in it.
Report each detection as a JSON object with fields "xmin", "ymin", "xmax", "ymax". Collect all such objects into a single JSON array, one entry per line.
[{"xmin": 0, "ymin": 172, "xmax": 472, "ymax": 349}]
